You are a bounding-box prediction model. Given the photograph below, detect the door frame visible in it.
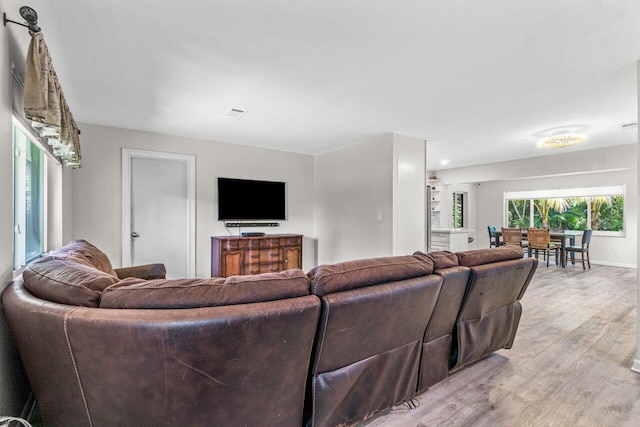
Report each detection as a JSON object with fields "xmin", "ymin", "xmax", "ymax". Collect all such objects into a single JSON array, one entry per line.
[{"xmin": 121, "ymin": 148, "xmax": 196, "ymax": 276}]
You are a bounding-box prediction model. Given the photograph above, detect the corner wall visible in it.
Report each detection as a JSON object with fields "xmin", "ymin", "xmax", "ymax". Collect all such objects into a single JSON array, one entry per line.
[
  {"xmin": 393, "ymin": 134, "xmax": 426, "ymax": 255},
  {"xmin": 314, "ymin": 135, "xmax": 394, "ymax": 264}
]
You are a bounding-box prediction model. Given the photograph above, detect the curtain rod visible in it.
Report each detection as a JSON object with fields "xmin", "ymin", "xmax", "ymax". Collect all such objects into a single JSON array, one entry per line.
[{"xmin": 3, "ymin": 6, "xmax": 40, "ymax": 32}]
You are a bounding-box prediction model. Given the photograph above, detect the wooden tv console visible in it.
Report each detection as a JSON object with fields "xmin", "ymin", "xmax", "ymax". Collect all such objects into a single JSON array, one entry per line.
[{"xmin": 211, "ymin": 234, "xmax": 303, "ymax": 277}]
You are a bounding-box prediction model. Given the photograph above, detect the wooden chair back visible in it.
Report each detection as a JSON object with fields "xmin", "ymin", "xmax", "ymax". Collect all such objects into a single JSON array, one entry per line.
[
  {"xmin": 527, "ymin": 228, "xmax": 550, "ymax": 247},
  {"xmin": 501, "ymin": 228, "xmax": 523, "ymax": 245}
]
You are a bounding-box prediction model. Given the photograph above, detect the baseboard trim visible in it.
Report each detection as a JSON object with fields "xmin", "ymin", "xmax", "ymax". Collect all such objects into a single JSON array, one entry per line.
[
  {"xmin": 631, "ymin": 359, "xmax": 640, "ymax": 374},
  {"xmin": 590, "ymin": 260, "xmax": 637, "ymax": 269}
]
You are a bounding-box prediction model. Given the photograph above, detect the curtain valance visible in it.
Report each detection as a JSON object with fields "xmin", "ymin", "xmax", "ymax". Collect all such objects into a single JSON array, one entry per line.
[{"xmin": 23, "ymin": 31, "xmax": 81, "ymax": 168}]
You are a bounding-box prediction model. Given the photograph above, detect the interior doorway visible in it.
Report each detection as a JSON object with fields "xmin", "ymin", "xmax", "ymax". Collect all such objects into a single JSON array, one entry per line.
[{"xmin": 122, "ymin": 149, "xmax": 196, "ymax": 278}]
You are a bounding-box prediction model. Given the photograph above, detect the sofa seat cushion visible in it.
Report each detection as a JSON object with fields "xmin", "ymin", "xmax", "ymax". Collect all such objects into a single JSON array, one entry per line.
[
  {"xmin": 308, "ymin": 255, "xmax": 433, "ymax": 296},
  {"xmin": 22, "ymin": 256, "xmax": 119, "ymax": 307},
  {"xmin": 457, "ymin": 246, "xmax": 523, "ymax": 267},
  {"xmin": 100, "ymin": 269, "xmax": 311, "ymax": 309}
]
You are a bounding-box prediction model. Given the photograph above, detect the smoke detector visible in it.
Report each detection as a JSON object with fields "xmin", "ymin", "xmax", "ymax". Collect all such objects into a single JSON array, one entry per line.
[{"xmin": 223, "ymin": 108, "xmax": 248, "ymax": 120}]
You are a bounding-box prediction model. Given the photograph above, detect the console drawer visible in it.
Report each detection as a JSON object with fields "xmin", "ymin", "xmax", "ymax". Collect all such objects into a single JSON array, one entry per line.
[
  {"xmin": 260, "ymin": 250, "xmax": 282, "ymax": 263},
  {"xmin": 239, "ymin": 239, "xmax": 261, "ymax": 249},
  {"xmin": 261, "ymin": 238, "xmax": 282, "ymax": 248},
  {"xmin": 260, "ymin": 263, "xmax": 282, "ymax": 274},
  {"xmin": 222, "ymin": 240, "xmax": 240, "ymax": 250},
  {"xmin": 244, "ymin": 250, "xmax": 262, "ymax": 264},
  {"xmin": 281, "ymin": 236, "xmax": 302, "ymax": 246}
]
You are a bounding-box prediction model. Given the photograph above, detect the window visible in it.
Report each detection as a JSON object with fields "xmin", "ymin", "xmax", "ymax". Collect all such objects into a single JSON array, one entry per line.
[
  {"xmin": 452, "ymin": 192, "xmax": 464, "ymax": 228},
  {"xmin": 505, "ymin": 186, "xmax": 625, "ymax": 235},
  {"xmin": 507, "ymin": 199, "xmax": 530, "ymax": 228},
  {"xmin": 13, "ymin": 121, "xmax": 45, "ymax": 269}
]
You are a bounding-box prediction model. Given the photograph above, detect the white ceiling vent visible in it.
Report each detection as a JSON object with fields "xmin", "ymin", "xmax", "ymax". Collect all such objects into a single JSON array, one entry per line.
[{"xmin": 223, "ymin": 108, "xmax": 248, "ymax": 120}]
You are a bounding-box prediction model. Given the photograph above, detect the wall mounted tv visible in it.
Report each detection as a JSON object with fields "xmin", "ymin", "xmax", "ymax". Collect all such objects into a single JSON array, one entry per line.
[{"xmin": 217, "ymin": 178, "xmax": 286, "ymax": 220}]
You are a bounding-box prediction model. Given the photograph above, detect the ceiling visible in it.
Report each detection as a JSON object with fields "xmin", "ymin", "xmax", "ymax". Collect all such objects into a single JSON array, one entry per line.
[{"xmin": 9, "ymin": 0, "xmax": 640, "ymax": 170}]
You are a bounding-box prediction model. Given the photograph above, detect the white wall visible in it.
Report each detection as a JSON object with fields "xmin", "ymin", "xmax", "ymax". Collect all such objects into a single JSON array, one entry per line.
[
  {"xmin": 393, "ymin": 134, "xmax": 426, "ymax": 255},
  {"xmin": 442, "ymin": 145, "xmax": 637, "ymax": 267},
  {"xmin": 314, "ymin": 135, "xmax": 394, "ymax": 264},
  {"xmin": 72, "ymin": 124, "xmax": 316, "ymax": 277}
]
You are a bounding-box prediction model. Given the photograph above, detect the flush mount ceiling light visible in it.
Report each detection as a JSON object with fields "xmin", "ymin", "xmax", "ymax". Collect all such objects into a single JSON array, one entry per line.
[{"xmin": 536, "ymin": 133, "xmax": 588, "ymax": 149}]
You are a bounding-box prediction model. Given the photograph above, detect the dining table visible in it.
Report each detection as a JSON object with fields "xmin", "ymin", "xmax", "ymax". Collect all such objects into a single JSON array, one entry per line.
[{"xmin": 494, "ymin": 229, "xmax": 583, "ymax": 267}]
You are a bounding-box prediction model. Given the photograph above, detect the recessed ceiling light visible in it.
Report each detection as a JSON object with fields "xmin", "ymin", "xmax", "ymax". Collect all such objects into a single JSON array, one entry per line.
[
  {"xmin": 223, "ymin": 108, "xmax": 248, "ymax": 120},
  {"xmin": 440, "ymin": 159, "xmax": 450, "ymax": 165},
  {"xmin": 536, "ymin": 133, "xmax": 588, "ymax": 149}
]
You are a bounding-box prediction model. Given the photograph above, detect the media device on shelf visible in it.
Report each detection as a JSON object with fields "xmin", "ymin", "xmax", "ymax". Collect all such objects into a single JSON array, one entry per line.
[{"xmin": 218, "ymin": 178, "xmax": 286, "ymax": 221}]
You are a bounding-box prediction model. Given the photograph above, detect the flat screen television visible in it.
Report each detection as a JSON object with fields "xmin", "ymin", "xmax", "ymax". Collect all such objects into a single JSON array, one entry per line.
[{"xmin": 218, "ymin": 178, "xmax": 286, "ymax": 220}]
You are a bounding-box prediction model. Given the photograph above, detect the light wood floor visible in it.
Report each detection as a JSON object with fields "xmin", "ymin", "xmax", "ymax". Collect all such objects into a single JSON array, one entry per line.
[{"xmin": 364, "ymin": 264, "xmax": 640, "ymax": 427}]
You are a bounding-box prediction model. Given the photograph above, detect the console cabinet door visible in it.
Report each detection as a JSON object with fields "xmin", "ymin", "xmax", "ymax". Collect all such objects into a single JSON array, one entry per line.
[
  {"xmin": 284, "ymin": 247, "xmax": 301, "ymax": 270},
  {"xmin": 222, "ymin": 251, "xmax": 243, "ymax": 276}
]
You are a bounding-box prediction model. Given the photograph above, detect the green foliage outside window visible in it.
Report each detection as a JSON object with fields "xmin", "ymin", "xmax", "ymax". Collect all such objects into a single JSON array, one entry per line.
[
  {"xmin": 592, "ymin": 195, "xmax": 623, "ymax": 231},
  {"xmin": 507, "ymin": 200, "xmax": 529, "ymax": 228},
  {"xmin": 452, "ymin": 193, "xmax": 464, "ymax": 228}
]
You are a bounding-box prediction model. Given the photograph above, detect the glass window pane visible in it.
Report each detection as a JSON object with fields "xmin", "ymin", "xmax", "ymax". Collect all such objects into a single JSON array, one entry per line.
[
  {"xmin": 507, "ymin": 200, "xmax": 529, "ymax": 227},
  {"xmin": 591, "ymin": 196, "xmax": 624, "ymax": 231},
  {"xmin": 561, "ymin": 198, "xmax": 587, "ymax": 230},
  {"xmin": 13, "ymin": 123, "xmax": 44, "ymax": 268},
  {"xmin": 452, "ymin": 193, "xmax": 464, "ymax": 228},
  {"xmin": 25, "ymin": 141, "xmax": 43, "ymax": 262},
  {"xmin": 533, "ymin": 198, "xmax": 569, "ymax": 228}
]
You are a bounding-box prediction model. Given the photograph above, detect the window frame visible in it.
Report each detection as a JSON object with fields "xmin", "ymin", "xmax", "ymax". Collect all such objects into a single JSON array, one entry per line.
[
  {"xmin": 452, "ymin": 192, "xmax": 465, "ymax": 229},
  {"xmin": 12, "ymin": 117, "xmax": 49, "ymax": 270}
]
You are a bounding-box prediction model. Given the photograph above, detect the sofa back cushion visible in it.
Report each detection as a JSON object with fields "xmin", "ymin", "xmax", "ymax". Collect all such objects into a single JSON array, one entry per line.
[
  {"xmin": 413, "ymin": 250, "xmax": 459, "ymax": 270},
  {"xmin": 22, "ymin": 256, "xmax": 119, "ymax": 307},
  {"xmin": 50, "ymin": 239, "xmax": 117, "ymax": 277},
  {"xmin": 456, "ymin": 246, "xmax": 523, "ymax": 267},
  {"xmin": 458, "ymin": 258, "xmax": 536, "ymax": 320},
  {"xmin": 308, "ymin": 255, "xmax": 433, "ymax": 297},
  {"xmin": 100, "ymin": 269, "xmax": 311, "ymax": 309}
]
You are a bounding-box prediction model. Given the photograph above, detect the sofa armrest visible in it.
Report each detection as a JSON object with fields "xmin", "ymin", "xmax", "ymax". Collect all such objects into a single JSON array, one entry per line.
[{"xmin": 114, "ymin": 264, "xmax": 166, "ymax": 280}]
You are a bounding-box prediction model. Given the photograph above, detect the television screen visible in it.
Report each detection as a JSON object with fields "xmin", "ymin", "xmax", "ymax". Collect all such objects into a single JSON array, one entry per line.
[{"xmin": 218, "ymin": 178, "xmax": 286, "ymax": 220}]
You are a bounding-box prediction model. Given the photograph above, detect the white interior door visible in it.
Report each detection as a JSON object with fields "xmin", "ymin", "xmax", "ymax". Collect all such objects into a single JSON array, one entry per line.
[{"xmin": 122, "ymin": 149, "xmax": 196, "ymax": 278}]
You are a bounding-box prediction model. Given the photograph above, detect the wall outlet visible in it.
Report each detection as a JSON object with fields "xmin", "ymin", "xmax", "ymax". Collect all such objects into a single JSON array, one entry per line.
[
  {"xmin": 614, "ymin": 251, "xmax": 622, "ymax": 258},
  {"xmin": 376, "ymin": 212, "xmax": 382, "ymax": 222}
]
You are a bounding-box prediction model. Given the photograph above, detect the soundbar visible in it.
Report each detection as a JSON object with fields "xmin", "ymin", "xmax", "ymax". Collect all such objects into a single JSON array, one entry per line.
[
  {"xmin": 241, "ymin": 232, "xmax": 266, "ymax": 237},
  {"xmin": 225, "ymin": 222, "xmax": 280, "ymax": 228}
]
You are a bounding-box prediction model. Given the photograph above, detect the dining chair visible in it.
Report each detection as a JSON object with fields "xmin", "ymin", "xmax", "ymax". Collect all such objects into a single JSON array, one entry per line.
[
  {"xmin": 527, "ymin": 228, "xmax": 560, "ymax": 267},
  {"xmin": 564, "ymin": 229, "xmax": 592, "ymax": 269},
  {"xmin": 549, "ymin": 227, "xmax": 564, "ymax": 244},
  {"xmin": 487, "ymin": 225, "xmax": 500, "ymax": 248},
  {"xmin": 501, "ymin": 227, "xmax": 529, "ymax": 251}
]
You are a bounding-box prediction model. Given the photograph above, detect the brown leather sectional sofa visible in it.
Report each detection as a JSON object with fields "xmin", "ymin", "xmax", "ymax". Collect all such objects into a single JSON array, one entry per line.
[{"xmin": 2, "ymin": 240, "xmax": 537, "ymax": 427}]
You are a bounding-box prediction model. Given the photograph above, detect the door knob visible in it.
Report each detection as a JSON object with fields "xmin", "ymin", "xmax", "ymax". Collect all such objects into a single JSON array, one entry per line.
[{"xmin": 131, "ymin": 232, "xmax": 140, "ymax": 238}]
